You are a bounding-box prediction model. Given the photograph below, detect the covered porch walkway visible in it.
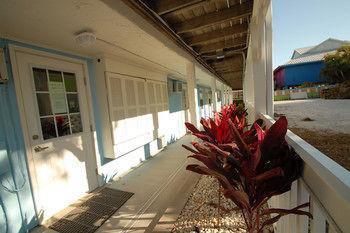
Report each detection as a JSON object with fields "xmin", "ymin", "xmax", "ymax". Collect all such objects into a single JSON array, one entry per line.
[{"xmin": 32, "ymin": 135, "xmax": 200, "ymax": 233}]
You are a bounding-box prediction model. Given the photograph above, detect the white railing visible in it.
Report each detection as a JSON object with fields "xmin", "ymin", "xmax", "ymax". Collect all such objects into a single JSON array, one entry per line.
[{"xmin": 261, "ymin": 114, "xmax": 350, "ymax": 233}]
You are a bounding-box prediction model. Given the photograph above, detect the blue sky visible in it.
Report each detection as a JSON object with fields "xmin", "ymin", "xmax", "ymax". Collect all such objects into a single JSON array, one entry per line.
[{"xmin": 272, "ymin": 0, "xmax": 350, "ymax": 68}]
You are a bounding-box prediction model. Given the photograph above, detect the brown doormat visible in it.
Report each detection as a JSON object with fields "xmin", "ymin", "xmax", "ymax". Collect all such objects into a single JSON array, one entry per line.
[{"xmin": 49, "ymin": 188, "xmax": 134, "ymax": 233}]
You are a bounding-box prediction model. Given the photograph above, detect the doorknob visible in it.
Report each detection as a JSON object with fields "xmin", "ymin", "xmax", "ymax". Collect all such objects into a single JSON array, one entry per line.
[{"xmin": 34, "ymin": 146, "xmax": 49, "ymax": 153}]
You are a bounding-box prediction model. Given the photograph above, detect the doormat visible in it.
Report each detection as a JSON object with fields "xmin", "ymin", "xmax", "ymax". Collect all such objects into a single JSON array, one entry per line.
[{"xmin": 49, "ymin": 188, "xmax": 134, "ymax": 233}]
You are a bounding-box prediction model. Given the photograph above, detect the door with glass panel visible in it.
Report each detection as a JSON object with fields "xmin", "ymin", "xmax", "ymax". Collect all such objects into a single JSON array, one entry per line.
[{"xmin": 14, "ymin": 51, "xmax": 98, "ymax": 221}]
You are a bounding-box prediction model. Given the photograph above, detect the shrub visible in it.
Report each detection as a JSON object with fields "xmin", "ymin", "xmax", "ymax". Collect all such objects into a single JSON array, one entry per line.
[
  {"xmin": 184, "ymin": 104, "xmax": 312, "ymax": 233},
  {"xmin": 307, "ymin": 92, "xmax": 320, "ymax": 99},
  {"xmin": 274, "ymin": 95, "xmax": 290, "ymax": 101}
]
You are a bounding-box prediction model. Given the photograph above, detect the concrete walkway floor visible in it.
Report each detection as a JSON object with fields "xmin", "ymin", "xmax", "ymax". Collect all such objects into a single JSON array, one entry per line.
[{"xmin": 31, "ymin": 134, "xmax": 200, "ymax": 233}]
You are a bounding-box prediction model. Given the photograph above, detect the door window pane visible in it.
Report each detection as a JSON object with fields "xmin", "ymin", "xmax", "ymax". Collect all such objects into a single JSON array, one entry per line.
[
  {"xmin": 48, "ymin": 70, "xmax": 62, "ymax": 82},
  {"xmin": 40, "ymin": 117, "xmax": 56, "ymax": 139},
  {"xmin": 48, "ymin": 70, "xmax": 67, "ymax": 114},
  {"xmin": 56, "ymin": 115, "xmax": 71, "ymax": 136},
  {"xmin": 70, "ymin": 114, "xmax": 83, "ymax": 133},
  {"xmin": 37, "ymin": 93, "xmax": 52, "ymax": 116},
  {"xmin": 67, "ymin": 94, "xmax": 80, "ymax": 113},
  {"xmin": 33, "ymin": 68, "xmax": 48, "ymax": 91},
  {"xmin": 64, "ymin": 72, "xmax": 77, "ymax": 92},
  {"xmin": 33, "ymin": 68, "xmax": 83, "ymax": 140}
]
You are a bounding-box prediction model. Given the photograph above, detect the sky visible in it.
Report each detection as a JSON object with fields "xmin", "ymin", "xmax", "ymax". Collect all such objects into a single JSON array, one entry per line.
[{"xmin": 272, "ymin": 0, "xmax": 350, "ymax": 68}]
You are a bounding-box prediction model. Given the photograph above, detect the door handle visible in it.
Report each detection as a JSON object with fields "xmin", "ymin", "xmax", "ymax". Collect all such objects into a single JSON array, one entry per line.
[{"xmin": 34, "ymin": 146, "xmax": 49, "ymax": 153}]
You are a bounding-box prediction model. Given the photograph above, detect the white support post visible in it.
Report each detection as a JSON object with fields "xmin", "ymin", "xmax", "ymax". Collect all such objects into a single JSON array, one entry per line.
[
  {"xmin": 186, "ymin": 62, "xmax": 198, "ymax": 128},
  {"xmin": 248, "ymin": 0, "xmax": 273, "ymax": 117},
  {"xmin": 251, "ymin": 14, "xmax": 267, "ymax": 115},
  {"xmin": 265, "ymin": 3, "xmax": 274, "ymax": 116},
  {"xmin": 228, "ymin": 88, "xmax": 233, "ymax": 104},
  {"xmin": 211, "ymin": 78, "xmax": 217, "ymax": 112}
]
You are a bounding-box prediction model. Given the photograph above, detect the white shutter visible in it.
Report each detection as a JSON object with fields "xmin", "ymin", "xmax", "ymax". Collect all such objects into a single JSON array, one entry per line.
[
  {"xmin": 161, "ymin": 84, "xmax": 168, "ymax": 111},
  {"xmin": 106, "ymin": 73, "xmax": 169, "ymax": 157},
  {"xmin": 147, "ymin": 82, "xmax": 155, "ymax": 105}
]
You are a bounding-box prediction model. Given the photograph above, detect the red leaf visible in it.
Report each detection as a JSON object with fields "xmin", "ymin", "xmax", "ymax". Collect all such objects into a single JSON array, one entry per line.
[
  {"xmin": 228, "ymin": 119, "xmax": 251, "ymax": 157},
  {"xmin": 254, "ymin": 122, "xmax": 265, "ymax": 143},
  {"xmin": 251, "ymin": 148, "xmax": 261, "ymax": 171},
  {"xmin": 203, "ymin": 142, "xmax": 230, "ymax": 158},
  {"xmin": 214, "ymin": 112, "xmax": 221, "ymax": 125},
  {"xmin": 182, "ymin": 144, "xmax": 198, "ymax": 154},
  {"xmin": 185, "ymin": 122, "xmax": 200, "ymax": 134},
  {"xmin": 191, "ymin": 142, "xmax": 215, "ymax": 158},
  {"xmin": 223, "ymin": 189, "xmax": 250, "ymax": 210},
  {"xmin": 186, "ymin": 164, "xmax": 209, "ymax": 175},
  {"xmin": 251, "ymin": 167, "xmax": 284, "ymax": 183},
  {"xmin": 218, "ymin": 143, "xmax": 238, "ymax": 152},
  {"xmin": 188, "ymin": 154, "xmax": 217, "ymax": 171},
  {"xmin": 192, "ymin": 133, "xmax": 213, "ymax": 142},
  {"xmin": 261, "ymin": 116, "xmax": 288, "ymax": 151}
]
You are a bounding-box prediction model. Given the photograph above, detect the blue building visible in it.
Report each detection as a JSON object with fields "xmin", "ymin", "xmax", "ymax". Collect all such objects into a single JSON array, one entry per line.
[{"xmin": 274, "ymin": 38, "xmax": 350, "ymax": 89}]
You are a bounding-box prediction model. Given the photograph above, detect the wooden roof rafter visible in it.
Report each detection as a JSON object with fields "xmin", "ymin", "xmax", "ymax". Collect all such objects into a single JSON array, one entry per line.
[
  {"xmin": 154, "ymin": 0, "xmax": 208, "ymax": 15},
  {"xmin": 196, "ymin": 36, "xmax": 247, "ymax": 54},
  {"xmin": 186, "ymin": 22, "xmax": 248, "ymax": 46},
  {"xmin": 174, "ymin": 0, "xmax": 253, "ymax": 34},
  {"xmin": 121, "ymin": 0, "xmax": 254, "ymax": 89}
]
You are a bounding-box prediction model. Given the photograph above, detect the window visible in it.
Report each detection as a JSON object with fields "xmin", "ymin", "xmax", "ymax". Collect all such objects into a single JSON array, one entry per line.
[
  {"xmin": 217, "ymin": 90, "xmax": 222, "ymax": 102},
  {"xmin": 107, "ymin": 74, "xmax": 168, "ymax": 156},
  {"xmin": 208, "ymin": 90, "xmax": 212, "ymax": 104},
  {"xmin": 181, "ymin": 83, "xmax": 188, "ymax": 109},
  {"xmin": 177, "ymin": 82, "xmax": 182, "ymax": 92},
  {"xmin": 32, "ymin": 68, "xmax": 82, "ymax": 140},
  {"xmin": 199, "ymin": 91, "xmax": 204, "ymax": 107},
  {"xmin": 172, "ymin": 80, "xmax": 177, "ymax": 92}
]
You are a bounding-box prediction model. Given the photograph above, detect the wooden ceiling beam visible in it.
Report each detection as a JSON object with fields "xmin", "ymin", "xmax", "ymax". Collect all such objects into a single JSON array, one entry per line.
[
  {"xmin": 119, "ymin": 0, "xmax": 227, "ymax": 84},
  {"xmin": 197, "ymin": 36, "xmax": 247, "ymax": 54},
  {"xmin": 214, "ymin": 67, "xmax": 243, "ymax": 74},
  {"xmin": 174, "ymin": 0, "xmax": 253, "ymax": 34},
  {"xmin": 186, "ymin": 23, "xmax": 248, "ymax": 46},
  {"xmin": 154, "ymin": 0, "xmax": 206, "ymax": 15},
  {"xmin": 210, "ymin": 55, "xmax": 243, "ymax": 66},
  {"xmin": 212, "ymin": 62, "xmax": 242, "ymax": 70}
]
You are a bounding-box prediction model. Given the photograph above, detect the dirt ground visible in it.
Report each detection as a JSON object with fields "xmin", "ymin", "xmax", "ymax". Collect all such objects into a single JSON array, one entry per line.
[
  {"xmin": 289, "ymin": 127, "xmax": 350, "ymax": 171},
  {"xmin": 274, "ymin": 99, "xmax": 350, "ymax": 171}
]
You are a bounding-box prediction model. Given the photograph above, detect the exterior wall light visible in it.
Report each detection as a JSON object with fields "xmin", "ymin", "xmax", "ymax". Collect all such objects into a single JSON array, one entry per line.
[{"xmin": 75, "ymin": 32, "xmax": 96, "ymax": 47}]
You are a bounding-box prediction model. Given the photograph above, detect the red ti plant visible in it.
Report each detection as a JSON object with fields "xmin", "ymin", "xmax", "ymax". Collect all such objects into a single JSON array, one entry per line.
[{"xmin": 184, "ymin": 105, "xmax": 312, "ymax": 233}]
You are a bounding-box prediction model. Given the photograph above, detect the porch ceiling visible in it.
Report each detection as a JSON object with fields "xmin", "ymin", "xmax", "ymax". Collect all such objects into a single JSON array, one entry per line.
[{"xmin": 121, "ymin": 0, "xmax": 254, "ymax": 90}]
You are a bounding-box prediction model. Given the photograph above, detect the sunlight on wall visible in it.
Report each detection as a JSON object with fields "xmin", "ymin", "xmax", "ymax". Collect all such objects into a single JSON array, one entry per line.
[
  {"xmin": 112, "ymin": 113, "xmax": 154, "ymax": 157},
  {"xmin": 166, "ymin": 110, "xmax": 187, "ymax": 143}
]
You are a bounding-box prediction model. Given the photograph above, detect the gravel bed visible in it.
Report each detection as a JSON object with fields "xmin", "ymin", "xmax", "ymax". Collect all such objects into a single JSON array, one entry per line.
[{"xmin": 172, "ymin": 176, "xmax": 246, "ymax": 233}]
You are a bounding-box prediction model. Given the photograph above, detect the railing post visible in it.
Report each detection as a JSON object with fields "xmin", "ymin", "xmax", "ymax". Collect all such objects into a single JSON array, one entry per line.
[
  {"xmin": 311, "ymin": 200, "xmax": 326, "ymax": 233},
  {"xmin": 297, "ymin": 179, "xmax": 310, "ymax": 233},
  {"xmin": 290, "ymin": 181, "xmax": 298, "ymax": 233}
]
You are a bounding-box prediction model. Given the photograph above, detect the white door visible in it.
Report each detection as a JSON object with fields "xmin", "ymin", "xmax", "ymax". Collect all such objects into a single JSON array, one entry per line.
[{"xmin": 13, "ymin": 50, "xmax": 98, "ymax": 221}]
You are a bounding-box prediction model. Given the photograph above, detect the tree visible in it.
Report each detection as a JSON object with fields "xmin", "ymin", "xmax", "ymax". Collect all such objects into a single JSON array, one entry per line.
[{"xmin": 321, "ymin": 45, "xmax": 350, "ymax": 83}]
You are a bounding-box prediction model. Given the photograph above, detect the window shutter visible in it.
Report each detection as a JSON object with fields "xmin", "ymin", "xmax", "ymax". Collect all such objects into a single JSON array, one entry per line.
[{"xmin": 106, "ymin": 73, "xmax": 169, "ymax": 157}]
